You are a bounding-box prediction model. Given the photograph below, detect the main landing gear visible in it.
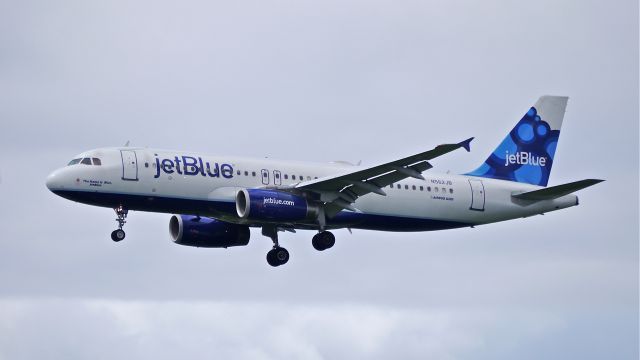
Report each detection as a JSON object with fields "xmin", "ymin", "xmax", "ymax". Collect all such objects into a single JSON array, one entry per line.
[
  {"xmin": 263, "ymin": 227, "xmax": 289, "ymax": 267},
  {"xmin": 312, "ymin": 231, "xmax": 335, "ymax": 251},
  {"xmin": 110, "ymin": 205, "xmax": 128, "ymax": 242},
  {"xmin": 262, "ymin": 228, "xmax": 337, "ymax": 267}
]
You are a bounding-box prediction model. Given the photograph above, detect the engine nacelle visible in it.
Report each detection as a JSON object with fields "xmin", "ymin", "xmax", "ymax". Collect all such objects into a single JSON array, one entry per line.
[
  {"xmin": 236, "ymin": 189, "xmax": 318, "ymax": 222},
  {"xmin": 169, "ymin": 215, "xmax": 250, "ymax": 248}
]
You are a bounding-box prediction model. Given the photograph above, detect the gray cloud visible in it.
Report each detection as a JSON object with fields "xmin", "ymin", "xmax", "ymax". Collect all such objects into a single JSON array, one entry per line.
[{"xmin": 2, "ymin": 298, "xmax": 634, "ymax": 360}]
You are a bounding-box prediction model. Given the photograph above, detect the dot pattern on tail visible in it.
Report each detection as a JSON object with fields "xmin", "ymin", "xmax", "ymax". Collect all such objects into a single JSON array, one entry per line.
[{"xmin": 466, "ymin": 107, "xmax": 559, "ymax": 186}]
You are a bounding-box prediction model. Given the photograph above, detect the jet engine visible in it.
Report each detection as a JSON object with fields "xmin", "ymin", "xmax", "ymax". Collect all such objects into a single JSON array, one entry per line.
[
  {"xmin": 169, "ymin": 215, "xmax": 250, "ymax": 248},
  {"xmin": 235, "ymin": 189, "xmax": 318, "ymax": 222}
]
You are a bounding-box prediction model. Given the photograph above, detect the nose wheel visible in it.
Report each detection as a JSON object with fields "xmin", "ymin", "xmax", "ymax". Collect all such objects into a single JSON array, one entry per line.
[
  {"xmin": 111, "ymin": 229, "xmax": 126, "ymax": 241},
  {"xmin": 111, "ymin": 206, "xmax": 128, "ymax": 242}
]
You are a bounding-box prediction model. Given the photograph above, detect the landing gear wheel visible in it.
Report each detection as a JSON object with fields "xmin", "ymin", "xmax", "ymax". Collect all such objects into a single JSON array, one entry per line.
[
  {"xmin": 262, "ymin": 226, "xmax": 290, "ymax": 267},
  {"xmin": 267, "ymin": 249, "xmax": 278, "ymax": 266},
  {"xmin": 274, "ymin": 247, "xmax": 289, "ymax": 264},
  {"xmin": 111, "ymin": 205, "xmax": 128, "ymax": 242},
  {"xmin": 111, "ymin": 229, "xmax": 125, "ymax": 242},
  {"xmin": 266, "ymin": 247, "xmax": 289, "ymax": 267},
  {"xmin": 312, "ymin": 231, "xmax": 335, "ymax": 251}
]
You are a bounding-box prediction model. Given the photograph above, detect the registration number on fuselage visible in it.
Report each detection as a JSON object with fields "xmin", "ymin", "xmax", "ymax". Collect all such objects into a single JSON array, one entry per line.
[{"xmin": 430, "ymin": 178, "xmax": 453, "ymax": 186}]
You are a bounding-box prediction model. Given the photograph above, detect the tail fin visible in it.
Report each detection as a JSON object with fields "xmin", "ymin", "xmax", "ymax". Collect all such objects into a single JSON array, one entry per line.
[{"xmin": 466, "ymin": 95, "xmax": 568, "ymax": 187}]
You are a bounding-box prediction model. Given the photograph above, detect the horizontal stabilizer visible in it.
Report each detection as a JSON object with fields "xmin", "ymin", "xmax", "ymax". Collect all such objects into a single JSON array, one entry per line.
[{"xmin": 512, "ymin": 179, "xmax": 604, "ymax": 201}]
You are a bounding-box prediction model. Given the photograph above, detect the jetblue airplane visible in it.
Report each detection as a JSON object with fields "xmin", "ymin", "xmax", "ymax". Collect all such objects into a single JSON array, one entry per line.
[{"xmin": 46, "ymin": 96, "xmax": 602, "ymax": 266}]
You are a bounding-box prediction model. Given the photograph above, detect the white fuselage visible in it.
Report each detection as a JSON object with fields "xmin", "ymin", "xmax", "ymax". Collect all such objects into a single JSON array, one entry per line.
[{"xmin": 46, "ymin": 147, "xmax": 579, "ymax": 232}]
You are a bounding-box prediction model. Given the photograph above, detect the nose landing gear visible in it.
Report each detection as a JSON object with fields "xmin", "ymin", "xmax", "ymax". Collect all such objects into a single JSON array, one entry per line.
[{"xmin": 110, "ymin": 206, "xmax": 128, "ymax": 242}]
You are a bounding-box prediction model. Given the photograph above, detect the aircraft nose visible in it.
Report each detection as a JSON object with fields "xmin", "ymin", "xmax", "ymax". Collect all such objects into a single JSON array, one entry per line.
[{"xmin": 46, "ymin": 170, "xmax": 62, "ymax": 191}]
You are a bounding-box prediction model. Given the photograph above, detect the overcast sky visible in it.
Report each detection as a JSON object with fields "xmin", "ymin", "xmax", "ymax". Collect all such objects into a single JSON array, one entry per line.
[{"xmin": 0, "ymin": 0, "xmax": 638, "ymax": 359}]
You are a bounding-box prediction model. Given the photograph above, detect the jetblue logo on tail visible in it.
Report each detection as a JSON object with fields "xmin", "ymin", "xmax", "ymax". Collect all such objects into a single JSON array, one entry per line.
[
  {"xmin": 504, "ymin": 151, "xmax": 547, "ymax": 167},
  {"xmin": 466, "ymin": 100, "xmax": 564, "ymax": 187}
]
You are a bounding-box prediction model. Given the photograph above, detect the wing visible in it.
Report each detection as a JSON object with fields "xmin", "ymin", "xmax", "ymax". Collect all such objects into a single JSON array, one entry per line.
[{"xmin": 295, "ymin": 137, "xmax": 473, "ymax": 217}]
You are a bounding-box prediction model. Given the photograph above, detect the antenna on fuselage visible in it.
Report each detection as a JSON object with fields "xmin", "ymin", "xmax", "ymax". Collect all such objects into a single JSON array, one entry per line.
[{"xmin": 124, "ymin": 140, "xmax": 130, "ymax": 147}]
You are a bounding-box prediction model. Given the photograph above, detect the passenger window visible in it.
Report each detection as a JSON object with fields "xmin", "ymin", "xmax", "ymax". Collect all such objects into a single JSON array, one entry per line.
[
  {"xmin": 244, "ymin": 171, "xmax": 249, "ymax": 176},
  {"xmin": 314, "ymin": 177, "xmax": 318, "ymax": 179},
  {"xmin": 390, "ymin": 183, "xmax": 394, "ymax": 188},
  {"xmin": 404, "ymin": 185, "xmax": 409, "ymax": 190},
  {"xmin": 92, "ymin": 158, "xmax": 102, "ymax": 166},
  {"xmin": 67, "ymin": 158, "xmax": 81, "ymax": 166},
  {"xmin": 412, "ymin": 185, "xmax": 416, "ymax": 190},
  {"xmin": 237, "ymin": 170, "xmax": 241, "ymax": 175},
  {"xmin": 252, "ymin": 171, "xmax": 256, "ymax": 177},
  {"xmin": 307, "ymin": 176, "xmax": 311, "ymax": 180},
  {"xmin": 397, "ymin": 184, "xmax": 401, "ymax": 189},
  {"xmin": 275, "ymin": 173, "xmax": 280, "ymax": 179},
  {"xmin": 284, "ymin": 174, "xmax": 289, "ymax": 179},
  {"xmin": 419, "ymin": 186, "xmax": 424, "ymax": 191},
  {"xmin": 81, "ymin": 158, "xmax": 92, "ymax": 165},
  {"xmin": 449, "ymin": 188, "xmax": 454, "ymax": 194}
]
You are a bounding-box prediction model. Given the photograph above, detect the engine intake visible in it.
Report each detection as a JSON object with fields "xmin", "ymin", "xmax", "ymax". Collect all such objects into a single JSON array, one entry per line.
[
  {"xmin": 169, "ymin": 215, "xmax": 250, "ymax": 248},
  {"xmin": 236, "ymin": 189, "xmax": 318, "ymax": 222}
]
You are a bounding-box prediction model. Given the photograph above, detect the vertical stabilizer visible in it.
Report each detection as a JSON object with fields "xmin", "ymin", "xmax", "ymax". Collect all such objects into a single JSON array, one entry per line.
[{"xmin": 466, "ymin": 96, "xmax": 569, "ymax": 186}]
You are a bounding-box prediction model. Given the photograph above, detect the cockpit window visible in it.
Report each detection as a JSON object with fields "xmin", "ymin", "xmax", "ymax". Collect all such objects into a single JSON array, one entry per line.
[
  {"xmin": 67, "ymin": 158, "xmax": 81, "ymax": 166},
  {"xmin": 92, "ymin": 158, "xmax": 102, "ymax": 166},
  {"xmin": 81, "ymin": 158, "xmax": 92, "ymax": 165}
]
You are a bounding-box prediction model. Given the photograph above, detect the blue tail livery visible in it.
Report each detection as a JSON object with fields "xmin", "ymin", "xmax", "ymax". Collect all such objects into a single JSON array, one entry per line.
[{"xmin": 466, "ymin": 95, "xmax": 568, "ymax": 186}]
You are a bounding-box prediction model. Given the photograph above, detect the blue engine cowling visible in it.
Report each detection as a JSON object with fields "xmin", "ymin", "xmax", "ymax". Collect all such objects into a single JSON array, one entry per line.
[
  {"xmin": 235, "ymin": 189, "xmax": 318, "ymax": 222},
  {"xmin": 169, "ymin": 215, "xmax": 250, "ymax": 248}
]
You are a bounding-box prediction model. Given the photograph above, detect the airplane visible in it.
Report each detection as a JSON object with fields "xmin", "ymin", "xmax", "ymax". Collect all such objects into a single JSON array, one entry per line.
[{"xmin": 46, "ymin": 96, "xmax": 603, "ymax": 267}]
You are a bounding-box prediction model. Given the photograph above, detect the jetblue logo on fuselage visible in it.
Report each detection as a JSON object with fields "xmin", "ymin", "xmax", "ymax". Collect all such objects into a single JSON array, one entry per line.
[
  {"xmin": 154, "ymin": 155, "xmax": 233, "ymax": 179},
  {"xmin": 504, "ymin": 151, "xmax": 547, "ymax": 167},
  {"xmin": 263, "ymin": 197, "xmax": 295, "ymax": 206}
]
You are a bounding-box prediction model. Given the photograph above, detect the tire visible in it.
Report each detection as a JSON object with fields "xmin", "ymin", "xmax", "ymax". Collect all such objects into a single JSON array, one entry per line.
[
  {"xmin": 312, "ymin": 233, "xmax": 324, "ymax": 251},
  {"xmin": 111, "ymin": 229, "xmax": 125, "ymax": 242},
  {"xmin": 313, "ymin": 231, "xmax": 335, "ymax": 251},
  {"xmin": 274, "ymin": 247, "xmax": 289, "ymax": 265},
  {"xmin": 320, "ymin": 231, "xmax": 335, "ymax": 250},
  {"xmin": 266, "ymin": 249, "xmax": 279, "ymax": 267}
]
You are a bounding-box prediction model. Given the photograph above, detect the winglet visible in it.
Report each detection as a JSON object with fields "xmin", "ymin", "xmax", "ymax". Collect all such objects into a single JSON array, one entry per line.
[{"xmin": 458, "ymin": 137, "xmax": 474, "ymax": 152}]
